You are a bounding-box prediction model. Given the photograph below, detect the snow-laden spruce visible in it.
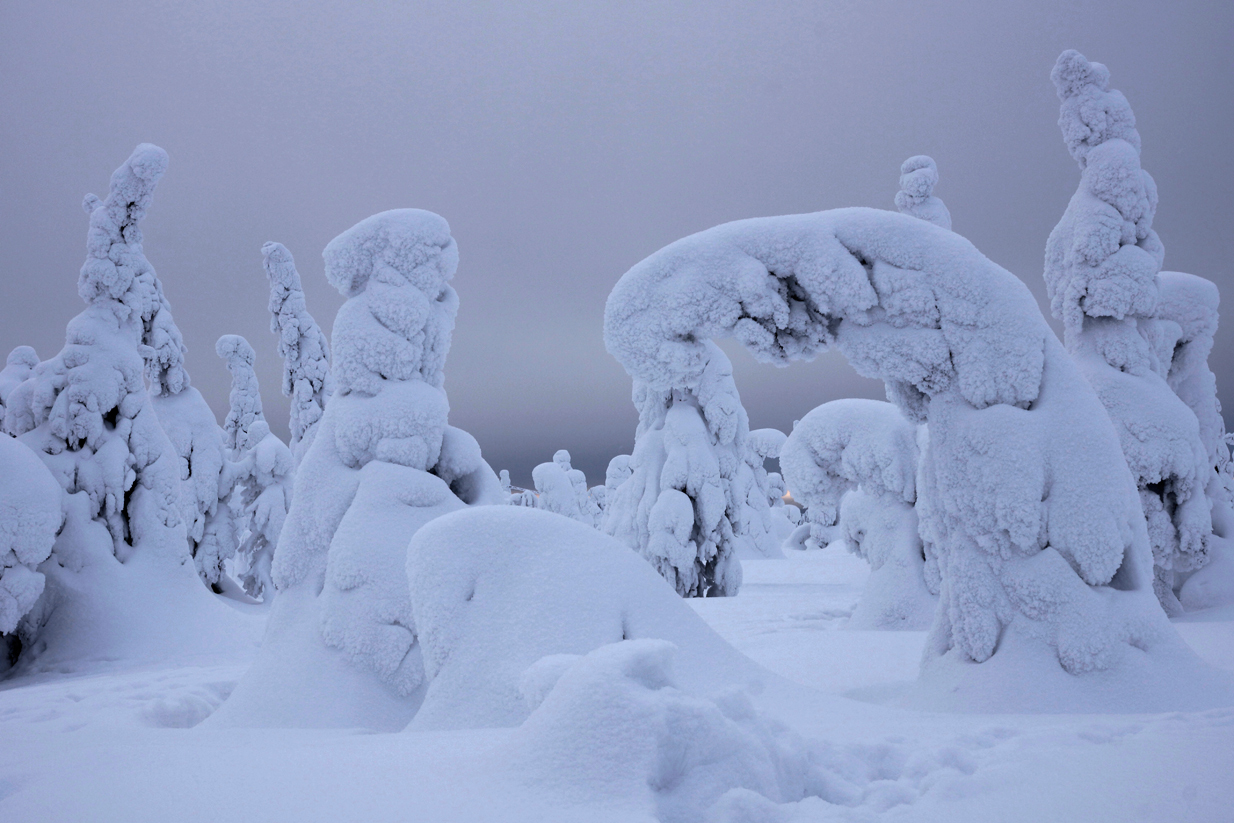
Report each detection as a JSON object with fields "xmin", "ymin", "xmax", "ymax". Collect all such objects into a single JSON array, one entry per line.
[
  {"xmin": 0, "ymin": 145, "xmax": 256, "ymax": 671},
  {"xmin": 0, "ymin": 436, "xmax": 63, "ymax": 644},
  {"xmin": 780, "ymin": 399, "xmax": 936, "ymax": 629},
  {"xmin": 212, "ymin": 209, "xmax": 503, "ymax": 730},
  {"xmin": 1045, "ymin": 50, "xmax": 1212, "ymax": 614},
  {"xmin": 0, "ymin": 347, "xmax": 38, "ymax": 410},
  {"xmin": 263, "ymin": 241, "xmax": 333, "ymax": 465},
  {"xmin": 529, "ymin": 450, "xmax": 604, "ymax": 527},
  {"xmin": 602, "ymin": 343, "xmax": 787, "ymax": 596},
  {"xmin": 894, "ymin": 155, "xmax": 951, "ymax": 230},
  {"xmin": 216, "ymin": 335, "xmax": 293, "ymax": 600},
  {"xmin": 603, "ymin": 203, "xmax": 1212, "ymax": 701}
]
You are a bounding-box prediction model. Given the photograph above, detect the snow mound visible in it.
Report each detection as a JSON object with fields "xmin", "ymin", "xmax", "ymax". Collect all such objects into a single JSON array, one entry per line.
[{"xmin": 407, "ymin": 506, "xmax": 766, "ymax": 731}]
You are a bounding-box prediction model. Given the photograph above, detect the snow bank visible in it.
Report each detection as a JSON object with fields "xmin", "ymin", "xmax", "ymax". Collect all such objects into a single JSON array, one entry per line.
[
  {"xmin": 604, "ymin": 204, "xmax": 1212, "ymax": 707},
  {"xmin": 212, "ymin": 209, "xmax": 500, "ymax": 730},
  {"xmin": 1045, "ymin": 50, "xmax": 1213, "ymax": 614},
  {"xmin": 894, "ymin": 155, "xmax": 951, "ymax": 230},
  {"xmin": 263, "ymin": 241, "xmax": 333, "ymax": 465},
  {"xmin": 406, "ymin": 506, "xmax": 765, "ymax": 731},
  {"xmin": 780, "ymin": 399, "xmax": 935, "ymax": 629}
]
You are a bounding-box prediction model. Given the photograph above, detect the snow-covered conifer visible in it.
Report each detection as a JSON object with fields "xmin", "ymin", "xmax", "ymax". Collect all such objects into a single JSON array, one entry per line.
[
  {"xmin": 263, "ymin": 241, "xmax": 334, "ymax": 465},
  {"xmin": 216, "ymin": 335, "xmax": 293, "ymax": 600},
  {"xmin": 894, "ymin": 155, "xmax": 951, "ymax": 230},
  {"xmin": 0, "ymin": 145, "xmax": 253, "ymax": 670},
  {"xmin": 213, "ymin": 209, "xmax": 503, "ymax": 730},
  {"xmin": 1044, "ymin": 50, "xmax": 1212, "ymax": 614},
  {"xmin": 604, "ymin": 202, "xmax": 1204, "ymax": 702},
  {"xmin": 0, "ymin": 347, "xmax": 38, "ymax": 410},
  {"xmin": 781, "ymin": 399, "xmax": 935, "ymax": 628},
  {"xmin": 532, "ymin": 459, "xmax": 586, "ymax": 522},
  {"xmin": 0, "ymin": 436, "xmax": 63, "ymax": 643}
]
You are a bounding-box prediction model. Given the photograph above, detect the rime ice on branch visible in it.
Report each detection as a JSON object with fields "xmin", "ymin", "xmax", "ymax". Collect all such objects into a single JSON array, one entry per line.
[
  {"xmin": 604, "ymin": 204, "xmax": 1198, "ymax": 701},
  {"xmin": 264, "ymin": 242, "xmax": 334, "ymax": 465},
  {"xmin": 780, "ymin": 399, "xmax": 936, "ymax": 629},
  {"xmin": 213, "ymin": 209, "xmax": 502, "ymax": 730},
  {"xmin": 894, "ymin": 155, "xmax": 951, "ymax": 230},
  {"xmin": 1045, "ymin": 50, "xmax": 1212, "ymax": 614}
]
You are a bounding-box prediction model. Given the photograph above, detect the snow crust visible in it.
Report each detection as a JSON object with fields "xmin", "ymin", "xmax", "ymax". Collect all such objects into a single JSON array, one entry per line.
[
  {"xmin": 1045, "ymin": 50, "xmax": 1213, "ymax": 613},
  {"xmin": 213, "ymin": 209, "xmax": 501, "ymax": 730},
  {"xmin": 407, "ymin": 506, "xmax": 765, "ymax": 731},
  {"xmin": 263, "ymin": 241, "xmax": 333, "ymax": 464}
]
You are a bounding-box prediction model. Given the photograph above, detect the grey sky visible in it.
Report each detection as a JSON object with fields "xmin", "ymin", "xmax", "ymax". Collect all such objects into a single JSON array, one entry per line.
[{"xmin": 2, "ymin": 0, "xmax": 1231, "ymax": 486}]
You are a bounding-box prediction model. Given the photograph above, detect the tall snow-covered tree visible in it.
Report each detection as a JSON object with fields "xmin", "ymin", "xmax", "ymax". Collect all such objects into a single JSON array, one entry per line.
[
  {"xmin": 263, "ymin": 241, "xmax": 333, "ymax": 465},
  {"xmin": 0, "ymin": 144, "xmax": 252, "ymax": 670},
  {"xmin": 1044, "ymin": 50, "xmax": 1212, "ymax": 614},
  {"xmin": 780, "ymin": 399, "xmax": 936, "ymax": 629},
  {"xmin": 216, "ymin": 335, "xmax": 293, "ymax": 601},
  {"xmin": 212, "ymin": 209, "xmax": 503, "ymax": 730},
  {"xmin": 603, "ymin": 202, "xmax": 1215, "ymax": 708},
  {"xmin": 894, "ymin": 155, "xmax": 951, "ymax": 230}
]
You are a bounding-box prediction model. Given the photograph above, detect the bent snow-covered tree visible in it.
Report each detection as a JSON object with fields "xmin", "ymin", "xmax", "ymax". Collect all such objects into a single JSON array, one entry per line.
[
  {"xmin": 212, "ymin": 209, "xmax": 503, "ymax": 730},
  {"xmin": 780, "ymin": 399, "xmax": 936, "ymax": 629},
  {"xmin": 263, "ymin": 241, "xmax": 333, "ymax": 465},
  {"xmin": 604, "ymin": 203, "xmax": 1213, "ymax": 702},
  {"xmin": 894, "ymin": 155, "xmax": 951, "ymax": 230},
  {"xmin": 1, "ymin": 144, "xmax": 251, "ymax": 670},
  {"xmin": 1045, "ymin": 50, "xmax": 1212, "ymax": 615}
]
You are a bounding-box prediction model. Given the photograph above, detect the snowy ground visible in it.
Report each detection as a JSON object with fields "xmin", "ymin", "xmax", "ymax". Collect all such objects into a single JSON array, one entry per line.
[{"xmin": 1, "ymin": 545, "xmax": 1232, "ymax": 822}]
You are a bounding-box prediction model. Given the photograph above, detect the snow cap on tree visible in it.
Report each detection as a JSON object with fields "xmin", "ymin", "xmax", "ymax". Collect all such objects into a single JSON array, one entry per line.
[
  {"xmin": 0, "ymin": 346, "xmax": 38, "ymax": 408},
  {"xmin": 1045, "ymin": 49, "xmax": 1162, "ymax": 332},
  {"xmin": 894, "ymin": 155, "xmax": 951, "ymax": 230},
  {"xmin": 263, "ymin": 241, "xmax": 333, "ymax": 462},
  {"xmin": 216, "ymin": 334, "xmax": 266, "ymax": 455}
]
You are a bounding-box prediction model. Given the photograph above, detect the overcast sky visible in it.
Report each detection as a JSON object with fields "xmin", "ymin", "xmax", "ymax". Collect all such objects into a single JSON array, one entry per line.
[{"xmin": 2, "ymin": 0, "xmax": 1231, "ymax": 485}]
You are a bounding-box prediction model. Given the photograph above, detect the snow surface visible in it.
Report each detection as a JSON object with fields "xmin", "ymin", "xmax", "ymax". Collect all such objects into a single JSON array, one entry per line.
[{"xmin": 3, "ymin": 548, "xmax": 1233, "ymax": 822}]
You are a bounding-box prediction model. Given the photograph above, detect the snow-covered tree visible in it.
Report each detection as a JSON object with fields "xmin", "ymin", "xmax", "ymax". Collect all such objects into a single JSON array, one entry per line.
[
  {"xmin": 1044, "ymin": 50, "xmax": 1212, "ymax": 614},
  {"xmin": 216, "ymin": 335, "xmax": 293, "ymax": 601},
  {"xmin": 894, "ymin": 155, "xmax": 951, "ymax": 230},
  {"xmin": 263, "ymin": 241, "xmax": 333, "ymax": 465},
  {"xmin": 0, "ymin": 347, "xmax": 38, "ymax": 410},
  {"xmin": 0, "ymin": 144, "xmax": 252, "ymax": 671},
  {"xmin": 530, "ymin": 449, "xmax": 602, "ymax": 526},
  {"xmin": 0, "ymin": 436, "xmax": 63, "ymax": 658},
  {"xmin": 780, "ymin": 399, "xmax": 936, "ymax": 628},
  {"xmin": 604, "ymin": 202, "xmax": 1203, "ymax": 701},
  {"xmin": 602, "ymin": 347, "xmax": 749, "ymax": 597},
  {"xmin": 213, "ymin": 209, "xmax": 503, "ymax": 730}
]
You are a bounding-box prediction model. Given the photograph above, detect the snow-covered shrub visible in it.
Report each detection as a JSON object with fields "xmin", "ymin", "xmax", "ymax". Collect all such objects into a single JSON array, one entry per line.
[
  {"xmin": 0, "ymin": 145, "xmax": 257, "ymax": 672},
  {"xmin": 0, "ymin": 436, "xmax": 63, "ymax": 642},
  {"xmin": 216, "ymin": 335, "xmax": 293, "ymax": 600},
  {"xmin": 1044, "ymin": 50, "xmax": 1212, "ymax": 614},
  {"xmin": 212, "ymin": 209, "xmax": 502, "ymax": 730},
  {"xmin": 603, "ymin": 202, "xmax": 1202, "ymax": 700},
  {"xmin": 263, "ymin": 241, "xmax": 333, "ymax": 465},
  {"xmin": 405, "ymin": 506, "xmax": 763, "ymax": 731},
  {"xmin": 894, "ymin": 155, "xmax": 951, "ymax": 230},
  {"xmin": 0, "ymin": 347, "xmax": 38, "ymax": 410},
  {"xmin": 781, "ymin": 399, "xmax": 935, "ymax": 629}
]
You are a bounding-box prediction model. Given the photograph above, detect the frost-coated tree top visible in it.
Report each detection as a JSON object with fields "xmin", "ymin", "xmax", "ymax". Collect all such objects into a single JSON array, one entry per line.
[{"xmin": 894, "ymin": 156, "xmax": 951, "ymax": 231}]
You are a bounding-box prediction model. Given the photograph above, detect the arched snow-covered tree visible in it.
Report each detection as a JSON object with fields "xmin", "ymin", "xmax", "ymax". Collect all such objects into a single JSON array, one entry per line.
[
  {"xmin": 1045, "ymin": 50, "xmax": 1212, "ymax": 615},
  {"xmin": 263, "ymin": 241, "xmax": 334, "ymax": 465},
  {"xmin": 0, "ymin": 144, "xmax": 255, "ymax": 672},
  {"xmin": 894, "ymin": 155, "xmax": 951, "ymax": 230},
  {"xmin": 780, "ymin": 399, "xmax": 936, "ymax": 629},
  {"xmin": 216, "ymin": 335, "xmax": 293, "ymax": 601},
  {"xmin": 604, "ymin": 204, "xmax": 1230, "ymax": 710},
  {"xmin": 212, "ymin": 209, "xmax": 503, "ymax": 730}
]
